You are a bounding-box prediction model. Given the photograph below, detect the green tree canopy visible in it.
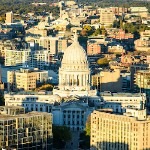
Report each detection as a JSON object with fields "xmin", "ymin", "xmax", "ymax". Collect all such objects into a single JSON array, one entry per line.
[
  {"xmin": 79, "ymin": 115, "xmax": 91, "ymax": 149},
  {"xmin": 52, "ymin": 125, "xmax": 72, "ymax": 149},
  {"xmin": 85, "ymin": 115, "xmax": 91, "ymax": 136},
  {"xmin": 35, "ymin": 84, "xmax": 53, "ymax": 91},
  {"xmin": 97, "ymin": 57, "xmax": 110, "ymax": 67}
]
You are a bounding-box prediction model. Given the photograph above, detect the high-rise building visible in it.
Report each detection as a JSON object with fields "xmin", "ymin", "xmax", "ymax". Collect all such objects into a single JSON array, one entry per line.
[
  {"xmin": 91, "ymin": 109, "xmax": 150, "ymax": 150},
  {"xmin": 100, "ymin": 9, "xmax": 115, "ymax": 27},
  {"xmin": 4, "ymin": 48, "xmax": 50, "ymax": 70},
  {"xmin": 0, "ymin": 106, "xmax": 53, "ymax": 150},
  {"xmin": 5, "ymin": 11, "xmax": 13, "ymax": 24}
]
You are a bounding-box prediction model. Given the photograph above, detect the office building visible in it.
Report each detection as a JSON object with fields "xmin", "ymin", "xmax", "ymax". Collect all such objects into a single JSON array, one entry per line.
[
  {"xmin": 4, "ymin": 91, "xmax": 61, "ymax": 112},
  {"xmin": 91, "ymin": 109, "xmax": 150, "ymax": 150},
  {"xmin": 87, "ymin": 41, "xmax": 102, "ymax": 55},
  {"xmin": 7, "ymin": 68, "xmax": 48, "ymax": 91},
  {"xmin": 0, "ymin": 108, "xmax": 53, "ymax": 149},
  {"xmin": 92, "ymin": 69, "xmax": 122, "ymax": 92},
  {"xmin": 100, "ymin": 92, "xmax": 146, "ymax": 113}
]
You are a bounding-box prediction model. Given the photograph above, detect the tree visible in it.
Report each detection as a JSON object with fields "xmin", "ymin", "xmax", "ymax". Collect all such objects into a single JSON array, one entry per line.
[
  {"xmin": 97, "ymin": 57, "xmax": 110, "ymax": 67},
  {"xmin": 93, "ymin": 28, "xmax": 101, "ymax": 36},
  {"xmin": 0, "ymin": 95, "xmax": 4, "ymax": 106},
  {"xmin": 53, "ymin": 125, "xmax": 72, "ymax": 149},
  {"xmin": 85, "ymin": 115, "xmax": 91, "ymax": 136},
  {"xmin": 35, "ymin": 84, "xmax": 53, "ymax": 91},
  {"xmin": 80, "ymin": 29, "xmax": 88, "ymax": 36},
  {"xmin": 79, "ymin": 115, "xmax": 91, "ymax": 149},
  {"xmin": 83, "ymin": 25, "xmax": 95, "ymax": 36},
  {"xmin": 113, "ymin": 20, "xmax": 120, "ymax": 28}
]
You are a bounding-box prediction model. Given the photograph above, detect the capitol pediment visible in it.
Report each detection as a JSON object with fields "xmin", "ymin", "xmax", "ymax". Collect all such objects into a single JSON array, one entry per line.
[{"xmin": 61, "ymin": 102, "xmax": 88, "ymax": 110}]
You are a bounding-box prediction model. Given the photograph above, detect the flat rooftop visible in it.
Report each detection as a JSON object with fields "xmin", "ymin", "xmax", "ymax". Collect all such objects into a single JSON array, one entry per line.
[
  {"xmin": 100, "ymin": 92, "xmax": 145, "ymax": 97},
  {"xmin": 5, "ymin": 90, "xmax": 52, "ymax": 95}
]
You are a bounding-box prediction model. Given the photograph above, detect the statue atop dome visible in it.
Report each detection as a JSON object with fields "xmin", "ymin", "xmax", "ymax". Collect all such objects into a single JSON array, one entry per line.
[{"xmin": 74, "ymin": 31, "xmax": 78, "ymax": 43}]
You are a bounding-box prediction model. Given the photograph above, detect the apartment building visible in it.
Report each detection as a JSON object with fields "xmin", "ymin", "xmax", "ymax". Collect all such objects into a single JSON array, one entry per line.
[
  {"xmin": 108, "ymin": 29, "xmax": 134, "ymax": 40},
  {"xmin": 130, "ymin": 64, "xmax": 149, "ymax": 91},
  {"xmin": 7, "ymin": 68, "xmax": 48, "ymax": 91},
  {"xmin": 0, "ymin": 107, "xmax": 53, "ymax": 150},
  {"xmin": 91, "ymin": 109, "xmax": 150, "ymax": 150},
  {"xmin": 87, "ymin": 41, "xmax": 102, "ymax": 55},
  {"xmin": 100, "ymin": 9, "xmax": 115, "ymax": 27},
  {"xmin": 5, "ymin": 49, "xmax": 31, "ymax": 66},
  {"xmin": 32, "ymin": 50, "xmax": 50, "ymax": 70}
]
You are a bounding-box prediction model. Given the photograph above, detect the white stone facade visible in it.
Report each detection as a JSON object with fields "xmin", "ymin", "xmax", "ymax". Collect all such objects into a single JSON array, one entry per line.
[
  {"xmin": 4, "ymin": 91, "xmax": 61, "ymax": 112},
  {"xmin": 101, "ymin": 92, "xmax": 146, "ymax": 113},
  {"xmin": 52, "ymin": 102, "xmax": 94, "ymax": 131},
  {"xmin": 53, "ymin": 34, "xmax": 97, "ymax": 97}
]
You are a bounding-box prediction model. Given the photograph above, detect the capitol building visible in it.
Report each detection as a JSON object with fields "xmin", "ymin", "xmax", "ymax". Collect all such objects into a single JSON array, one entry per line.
[{"xmin": 53, "ymin": 34, "xmax": 97, "ymax": 97}]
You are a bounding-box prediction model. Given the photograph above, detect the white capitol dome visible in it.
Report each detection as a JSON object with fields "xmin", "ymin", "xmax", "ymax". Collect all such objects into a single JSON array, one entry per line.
[
  {"xmin": 53, "ymin": 33, "xmax": 97, "ymax": 97},
  {"xmin": 61, "ymin": 34, "xmax": 89, "ymax": 70}
]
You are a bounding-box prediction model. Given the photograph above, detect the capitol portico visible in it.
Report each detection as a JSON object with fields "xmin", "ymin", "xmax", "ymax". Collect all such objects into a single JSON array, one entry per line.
[{"xmin": 53, "ymin": 33, "xmax": 97, "ymax": 97}]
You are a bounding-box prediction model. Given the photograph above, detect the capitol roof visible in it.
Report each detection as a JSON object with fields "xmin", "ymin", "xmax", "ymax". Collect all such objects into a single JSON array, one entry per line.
[{"xmin": 61, "ymin": 33, "xmax": 89, "ymax": 70}]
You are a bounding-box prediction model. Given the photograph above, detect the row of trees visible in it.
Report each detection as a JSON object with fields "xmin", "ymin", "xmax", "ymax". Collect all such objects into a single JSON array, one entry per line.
[
  {"xmin": 0, "ymin": 0, "xmax": 60, "ymax": 22},
  {"xmin": 80, "ymin": 0, "xmax": 150, "ymax": 12},
  {"xmin": 35, "ymin": 83, "xmax": 53, "ymax": 91},
  {"xmin": 80, "ymin": 25, "xmax": 107, "ymax": 37},
  {"xmin": 113, "ymin": 19, "xmax": 150, "ymax": 34}
]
